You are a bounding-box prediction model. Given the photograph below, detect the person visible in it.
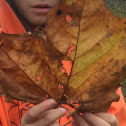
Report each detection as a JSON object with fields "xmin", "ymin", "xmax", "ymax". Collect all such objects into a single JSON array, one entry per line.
[{"xmin": 0, "ymin": 0, "xmax": 126, "ymax": 126}]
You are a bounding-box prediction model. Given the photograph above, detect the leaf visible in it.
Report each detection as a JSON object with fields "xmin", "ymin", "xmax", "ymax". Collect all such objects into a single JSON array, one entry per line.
[
  {"xmin": 65, "ymin": 0, "xmax": 73, "ymax": 6},
  {"xmin": 0, "ymin": 0, "xmax": 126, "ymax": 113},
  {"xmin": 0, "ymin": 31, "xmax": 69, "ymax": 103}
]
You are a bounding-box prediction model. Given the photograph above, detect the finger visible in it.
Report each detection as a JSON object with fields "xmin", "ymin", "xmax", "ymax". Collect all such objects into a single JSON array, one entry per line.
[
  {"xmin": 95, "ymin": 113, "xmax": 119, "ymax": 126},
  {"xmin": 71, "ymin": 120, "xmax": 79, "ymax": 126},
  {"xmin": 21, "ymin": 99, "xmax": 57, "ymax": 124},
  {"xmin": 72, "ymin": 114, "xmax": 89, "ymax": 126},
  {"xmin": 83, "ymin": 113, "xmax": 111, "ymax": 126},
  {"xmin": 48, "ymin": 121, "xmax": 60, "ymax": 126},
  {"xmin": 33, "ymin": 108, "xmax": 66, "ymax": 126}
]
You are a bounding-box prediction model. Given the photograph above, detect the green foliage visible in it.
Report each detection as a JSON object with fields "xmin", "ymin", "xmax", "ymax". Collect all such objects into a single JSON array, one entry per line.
[{"xmin": 105, "ymin": 0, "xmax": 126, "ymax": 17}]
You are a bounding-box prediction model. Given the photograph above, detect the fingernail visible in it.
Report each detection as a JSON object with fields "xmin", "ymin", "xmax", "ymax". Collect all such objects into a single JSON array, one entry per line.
[
  {"xmin": 48, "ymin": 99, "xmax": 57, "ymax": 104},
  {"xmin": 46, "ymin": 99, "xmax": 57, "ymax": 107},
  {"xmin": 59, "ymin": 108, "xmax": 67, "ymax": 114}
]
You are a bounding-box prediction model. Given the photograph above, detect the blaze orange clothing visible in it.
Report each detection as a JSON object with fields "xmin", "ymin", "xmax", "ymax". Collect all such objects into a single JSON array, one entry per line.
[{"xmin": 0, "ymin": 0, "xmax": 126, "ymax": 126}]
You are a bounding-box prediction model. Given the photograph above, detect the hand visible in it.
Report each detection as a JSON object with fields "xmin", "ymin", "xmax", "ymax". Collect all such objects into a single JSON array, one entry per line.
[
  {"xmin": 72, "ymin": 112, "xmax": 119, "ymax": 126},
  {"xmin": 21, "ymin": 99, "xmax": 66, "ymax": 126}
]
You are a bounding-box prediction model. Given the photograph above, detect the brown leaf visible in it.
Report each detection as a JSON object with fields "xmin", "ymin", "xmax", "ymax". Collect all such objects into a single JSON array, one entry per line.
[
  {"xmin": 0, "ymin": 0, "xmax": 126, "ymax": 113},
  {"xmin": 0, "ymin": 32, "xmax": 69, "ymax": 102}
]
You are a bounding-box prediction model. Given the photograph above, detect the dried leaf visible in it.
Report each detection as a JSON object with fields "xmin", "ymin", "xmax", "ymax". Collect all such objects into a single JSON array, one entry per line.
[
  {"xmin": 65, "ymin": 0, "xmax": 73, "ymax": 6},
  {"xmin": 0, "ymin": 0, "xmax": 126, "ymax": 113}
]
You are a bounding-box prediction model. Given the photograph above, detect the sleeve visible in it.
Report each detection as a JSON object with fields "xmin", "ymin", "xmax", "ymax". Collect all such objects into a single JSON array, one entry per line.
[
  {"xmin": 0, "ymin": 97, "xmax": 9, "ymax": 126},
  {"xmin": 0, "ymin": 28, "xmax": 2, "ymax": 32},
  {"xmin": 107, "ymin": 88, "xmax": 126, "ymax": 126}
]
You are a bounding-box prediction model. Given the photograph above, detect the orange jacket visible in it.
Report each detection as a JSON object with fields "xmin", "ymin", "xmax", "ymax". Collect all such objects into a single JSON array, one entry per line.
[{"xmin": 0, "ymin": 0, "xmax": 126, "ymax": 126}]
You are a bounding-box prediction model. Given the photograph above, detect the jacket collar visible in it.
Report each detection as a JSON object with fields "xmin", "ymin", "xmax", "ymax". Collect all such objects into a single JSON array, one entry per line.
[{"xmin": 1, "ymin": 0, "xmax": 26, "ymax": 34}]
